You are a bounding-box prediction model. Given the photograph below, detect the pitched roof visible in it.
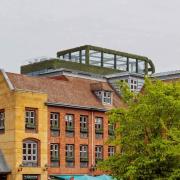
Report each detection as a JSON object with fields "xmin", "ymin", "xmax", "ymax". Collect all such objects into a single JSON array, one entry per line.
[
  {"xmin": 6, "ymin": 72, "xmax": 122, "ymax": 110},
  {"xmin": 0, "ymin": 150, "xmax": 11, "ymax": 174}
]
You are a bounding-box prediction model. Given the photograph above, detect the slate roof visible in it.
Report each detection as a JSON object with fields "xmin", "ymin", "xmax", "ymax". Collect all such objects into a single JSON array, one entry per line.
[
  {"xmin": 6, "ymin": 72, "xmax": 122, "ymax": 110},
  {"xmin": 0, "ymin": 150, "xmax": 11, "ymax": 174}
]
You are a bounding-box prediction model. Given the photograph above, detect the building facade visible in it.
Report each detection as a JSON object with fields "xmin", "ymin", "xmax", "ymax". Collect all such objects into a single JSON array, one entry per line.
[
  {"xmin": 0, "ymin": 69, "xmax": 122, "ymax": 180},
  {"xmin": 0, "ymin": 45, "xmax": 179, "ymax": 180},
  {"xmin": 0, "ymin": 70, "xmax": 48, "ymax": 180}
]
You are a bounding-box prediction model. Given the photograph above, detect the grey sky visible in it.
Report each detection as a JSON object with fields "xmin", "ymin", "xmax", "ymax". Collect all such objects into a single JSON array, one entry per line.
[{"xmin": 0, "ymin": 0, "xmax": 180, "ymax": 73}]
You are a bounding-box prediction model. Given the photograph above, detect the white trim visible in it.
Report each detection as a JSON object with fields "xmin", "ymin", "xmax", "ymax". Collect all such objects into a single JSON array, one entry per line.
[
  {"xmin": 0, "ymin": 69, "xmax": 14, "ymax": 90},
  {"xmin": 62, "ymin": 72, "xmax": 107, "ymax": 82}
]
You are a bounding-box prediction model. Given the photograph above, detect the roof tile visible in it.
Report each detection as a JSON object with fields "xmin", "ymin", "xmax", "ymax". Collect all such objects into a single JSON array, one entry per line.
[{"xmin": 7, "ymin": 73, "xmax": 122, "ymax": 110}]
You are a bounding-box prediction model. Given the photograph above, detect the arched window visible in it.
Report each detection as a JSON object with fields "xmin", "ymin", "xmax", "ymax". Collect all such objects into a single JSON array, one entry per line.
[{"xmin": 22, "ymin": 139, "xmax": 39, "ymax": 167}]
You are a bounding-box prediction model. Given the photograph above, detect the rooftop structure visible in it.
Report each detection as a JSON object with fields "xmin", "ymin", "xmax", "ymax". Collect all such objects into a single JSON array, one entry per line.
[
  {"xmin": 57, "ymin": 45, "xmax": 155, "ymax": 75},
  {"xmin": 21, "ymin": 45, "xmax": 155, "ymax": 76}
]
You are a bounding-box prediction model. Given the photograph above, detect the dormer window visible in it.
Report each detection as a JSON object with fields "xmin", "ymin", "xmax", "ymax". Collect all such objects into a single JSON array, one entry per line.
[
  {"xmin": 103, "ymin": 91, "xmax": 112, "ymax": 104},
  {"xmin": 95, "ymin": 91, "xmax": 112, "ymax": 105}
]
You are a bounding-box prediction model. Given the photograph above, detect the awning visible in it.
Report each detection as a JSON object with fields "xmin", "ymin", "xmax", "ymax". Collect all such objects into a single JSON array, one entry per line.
[
  {"xmin": 51, "ymin": 175, "xmax": 82, "ymax": 180},
  {"xmin": 98, "ymin": 175, "xmax": 113, "ymax": 180},
  {"xmin": 51, "ymin": 175, "xmax": 113, "ymax": 180},
  {"xmin": 0, "ymin": 149, "xmax": 11, "ymax": 174}
]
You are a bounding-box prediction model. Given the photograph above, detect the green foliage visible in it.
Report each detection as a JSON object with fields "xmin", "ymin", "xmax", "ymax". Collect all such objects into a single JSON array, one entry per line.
[{"xmin": 99, "ymin": 78, "xmax": 180, "ymax": 180}]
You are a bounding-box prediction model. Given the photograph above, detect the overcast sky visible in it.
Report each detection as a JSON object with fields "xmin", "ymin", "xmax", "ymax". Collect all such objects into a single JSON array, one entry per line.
[{"xmin": 0, "ymin": 0, "xmax": 180, "ymax": 73}]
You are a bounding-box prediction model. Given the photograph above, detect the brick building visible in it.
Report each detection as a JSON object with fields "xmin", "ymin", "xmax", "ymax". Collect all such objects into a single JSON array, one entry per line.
[{"xmin": 0, "ymin": 45, "xmax": 179, "ymax": 180}]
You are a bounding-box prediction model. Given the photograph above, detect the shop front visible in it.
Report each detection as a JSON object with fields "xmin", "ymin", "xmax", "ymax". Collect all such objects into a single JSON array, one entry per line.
[{"xmin": 23, "ymin": 175, "xmax": 40, "ymax": 180}]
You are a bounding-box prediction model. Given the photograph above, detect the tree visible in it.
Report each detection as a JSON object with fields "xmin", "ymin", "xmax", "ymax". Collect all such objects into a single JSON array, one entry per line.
[{"xmin": 99, "ymin": 78, "xmax": 180, "ymax": 180}]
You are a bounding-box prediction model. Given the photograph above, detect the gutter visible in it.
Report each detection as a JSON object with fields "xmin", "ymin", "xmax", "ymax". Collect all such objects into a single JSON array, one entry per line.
[
  {"xmin": 0, "ymin": 69, "xmax": 14, "ymax": 90},
  {"xmin": 45, "ymin": 102, "xmax": 107, "ymax": 112}
]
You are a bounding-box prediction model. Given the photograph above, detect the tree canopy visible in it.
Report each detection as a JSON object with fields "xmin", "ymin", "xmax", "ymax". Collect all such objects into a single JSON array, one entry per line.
[{"xmin": 99, "ymin": 79, "xmax": 180, "ymax": 180}]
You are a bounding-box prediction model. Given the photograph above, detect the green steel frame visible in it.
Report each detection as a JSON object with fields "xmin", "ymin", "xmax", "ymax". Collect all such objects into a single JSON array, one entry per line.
[{"xmin": 57, "ymin": 45, "xmax": 155, "ymax": 75}]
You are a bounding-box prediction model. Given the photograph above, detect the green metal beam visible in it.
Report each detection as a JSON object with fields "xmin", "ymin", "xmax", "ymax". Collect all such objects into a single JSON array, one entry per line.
[
  {"xmin": 101, "ymin": 52, "xmax": 104, "ymax": 67},
  {"xmin": 85, "ymin": 46, "xmax": 90, "ymax": 65},
  {"xmin": 114, "ymin": 55, "xmax": 117, "ymax": 69},
  {"xmin": 136, "ymin": 59, "xmax": 138, "ymax": 73},
  {"xmin": 127, "ymin": 57, "xmax": 129, "ymax": 72},
  {"xmin": 79, "ymin": 50, "xmax": 82, "ymax": 63}
]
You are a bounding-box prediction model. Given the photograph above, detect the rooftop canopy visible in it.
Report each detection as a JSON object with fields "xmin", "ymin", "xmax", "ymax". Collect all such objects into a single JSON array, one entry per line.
[{"xmin": 57, "ymin": 45, "xmax": 155, "ymax": 75}]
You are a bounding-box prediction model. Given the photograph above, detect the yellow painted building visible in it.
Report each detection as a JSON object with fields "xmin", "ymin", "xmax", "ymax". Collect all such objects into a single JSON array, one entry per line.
[{"xmin": 0, "ymin": 69, "xmax": 48, "ymax": 180}]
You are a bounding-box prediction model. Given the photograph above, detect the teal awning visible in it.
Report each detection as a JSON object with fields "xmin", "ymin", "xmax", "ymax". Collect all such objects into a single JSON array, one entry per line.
[
  {"xmin": 51, "ymin": 175, "xmax": 82, "ymax": 180},
  {"xmin": 51, "ymin": 175, "xmax": 114, "ymax": 180},
  {"xmin": 98, "ymin": 175, "xmax": 113, "ymax": 180}
]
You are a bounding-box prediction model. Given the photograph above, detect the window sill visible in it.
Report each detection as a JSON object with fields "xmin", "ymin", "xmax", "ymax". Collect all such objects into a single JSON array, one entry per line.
[
  {"xmin": 25, "ymin": 124, "xmax": 36, "ymax": 129},
  {"xmin": 22, "ymin": 164, "xmax": 39, "ymax": 168},
  {"xmin": 51, "ymin": 159, "xmax": 59, "ymax": 162}
]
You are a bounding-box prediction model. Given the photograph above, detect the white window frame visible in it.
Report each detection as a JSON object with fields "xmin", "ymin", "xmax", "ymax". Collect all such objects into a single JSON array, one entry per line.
[
  {"xmin": 65, "ymin": 114, "xmax": 74, "ymax": 127},
  {"xmin": 80, "ymin": 145, "xmax": 88, "ymax": 158},
  {"xmin": 108, "ymin": 146, "xmax": 115, "ymax": 156},
  {"xmin": 66, "ymin": 144, "xmax": 74, "ymax": 158},
  {"xmin": 108, "ymin": 121, "xmax": 115, "ymax": 135},
  {"xmin": 0, "ymin": 111, "xmax": 5, "ymax": 129},
  {"xmin": 25, "ymin": 110, "xmax": 35, "ymax": 125},
  {"xmin": 103, "ymin": 91, "xmax": 112, "ymax": 104},
  {"xmin": 50, "ymin": 144, "xmax": 59, "ymax": 159},
  {"xmin": 96, "ymin": 91, "xmax": 112, "ymax": 105},
  {"xmin": 95, "ymin": 146, "xmax": 103, "ymax": 159},
  {"xmin": 129, "ymin": 78, "xmax": 138, "ymax": 92},
  {"xmin": 95, "ymin": 117, "xmax": 103, "ymax": 130},
  {"xmin": 80, "ymin": 116, "xmax": 88, "ymax": 129},
  {"xmin": 50, "ymin": 113, "xmax": 59, "ymax": 128},
  {"xmin": 23, "ymin": 140, "xmax": 38, "ymax": 164}
]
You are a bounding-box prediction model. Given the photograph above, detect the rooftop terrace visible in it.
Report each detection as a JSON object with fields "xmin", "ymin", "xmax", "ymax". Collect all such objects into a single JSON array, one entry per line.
[{"xmin": 21, "ymin": 45, "xmax": 155, "ymax": 75}]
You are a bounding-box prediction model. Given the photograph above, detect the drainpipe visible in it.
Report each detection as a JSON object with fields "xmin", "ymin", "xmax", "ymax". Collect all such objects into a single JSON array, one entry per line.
[
  {"xmin": 91, "ymin": 111, "xmax": 94, "ymax": 165},
  {"xmin": 90, "ymin": 111, "xmax": 96, "ymax": 176}
]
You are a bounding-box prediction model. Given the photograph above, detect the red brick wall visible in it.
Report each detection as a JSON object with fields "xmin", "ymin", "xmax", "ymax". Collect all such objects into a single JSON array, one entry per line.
[{"xmin": 47, "ymin": 106, "xmax": 109, "ymax": 176}]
